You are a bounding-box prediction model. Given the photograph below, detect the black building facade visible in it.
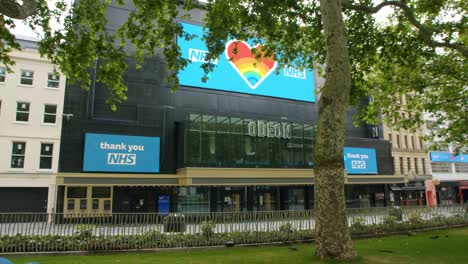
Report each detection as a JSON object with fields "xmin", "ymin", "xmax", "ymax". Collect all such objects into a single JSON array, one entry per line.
[{"xmin": 56, "ymin": 3, "xmax": 404, "ymax": 215}]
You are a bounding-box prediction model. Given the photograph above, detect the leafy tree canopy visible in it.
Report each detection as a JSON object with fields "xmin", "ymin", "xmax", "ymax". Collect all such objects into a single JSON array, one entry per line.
[{"xmin": 0, "ymin": 0, "xmax": 465, "ymax": 149}]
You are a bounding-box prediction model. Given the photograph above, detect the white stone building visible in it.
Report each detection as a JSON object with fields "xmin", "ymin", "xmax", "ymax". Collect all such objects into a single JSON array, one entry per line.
[{"xmin": 0, "ymin": 38, "xmax": 66, "ymax": 213}]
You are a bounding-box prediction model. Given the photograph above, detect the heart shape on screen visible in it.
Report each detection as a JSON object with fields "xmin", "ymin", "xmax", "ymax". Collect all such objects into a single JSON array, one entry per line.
[{"xmin": 225, "ymin": 40, "xmax": 277, "ymax": 89}]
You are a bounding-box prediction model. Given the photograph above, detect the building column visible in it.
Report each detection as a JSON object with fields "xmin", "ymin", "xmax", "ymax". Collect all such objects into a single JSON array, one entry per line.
[{"xmin": 47, "ymin": 184, "xmax": 57, "ymax": 214}]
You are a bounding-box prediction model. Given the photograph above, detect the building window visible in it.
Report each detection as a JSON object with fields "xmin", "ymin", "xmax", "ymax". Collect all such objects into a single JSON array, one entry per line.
[
  {"xmin": 399, "ymin": 157, "xmax": 404, "ymax": 174},
  {"xmin": 47, "ymin": 73, "xmax": 60, "ymax": 88},
  {"xmin": 414, "ymin": 158, "xmax": 419, "ymax": 174},
  {"xmin": 39, "ymin": 143, "xmax": 53, "ymax": 169},
  {"xmin": 396, "ymin": 135, "xmax": 400, "ymax": 148},
  {"xmin": 455, "ymin": 163, "xmax": 468, "ymax": 173},
  {"xmin": 431, "ymin": 162, "xmax": 450, "ymax": 173},
  {"xmin": 410, "ymin": 136, "xmax": 414, "ymax": 149},
  {"xmin": 407, "ymin": 157, "xmax": 411, "ymax": 170},
  {"xmin": 422, "ymin": 158, "xmax": 426, "ymax": 174},
  {"xmin": 11, "ymin": 142, "xmax": 26, "ymax": 168},
  {"xmin": 16, "ymin": 102, "xmax": 30, "ymax": 122},
  {"xmin": 43, "ymin": 104, "xmax": 57, "ymax": 124},
  {"xmin": 20, "ymin": 70, "xmax": 34, "ymax": 85},
  {"xmin": 404, "ymin": 135, "xmax": 408, "ymax": 149},
  {"xmin": 0, "ymin": 67, "xmax": 5, "ymax": 82},
  {"xmin": 419, "ymin": 139, "xmax": 424, "ymax": 150}
]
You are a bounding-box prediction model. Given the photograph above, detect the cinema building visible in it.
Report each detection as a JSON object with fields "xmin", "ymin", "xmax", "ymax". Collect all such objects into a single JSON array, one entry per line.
[{"xmin": 55, "ymin": 4, "xmax": 405, "ymax": 215}]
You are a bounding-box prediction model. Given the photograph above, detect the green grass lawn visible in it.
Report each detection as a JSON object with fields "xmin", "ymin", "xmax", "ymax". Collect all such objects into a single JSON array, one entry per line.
[{"xmin": 6, "ymin": 227, "xmax": 468, "ymax": 264}]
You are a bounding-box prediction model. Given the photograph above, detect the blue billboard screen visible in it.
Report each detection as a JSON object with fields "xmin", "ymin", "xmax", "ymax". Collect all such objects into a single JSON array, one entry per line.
[
  {"xmin": 343, "ymin": 147, "xmax": 378, "ymax": 174},
  {"xmin": 83, "ymin": 133, "xmax": 160, "ymax": 173},
  {"xmin": 177, "ymin": 23, "xmax": 315, "ymax": 102},
  {"xmin": 430, "ymin": 152, "xmax": 468, "ymax": 163}
]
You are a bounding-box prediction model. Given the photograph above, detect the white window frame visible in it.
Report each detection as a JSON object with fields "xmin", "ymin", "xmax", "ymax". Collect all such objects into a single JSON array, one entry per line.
[
  {"xmin": 47, "ymin": 73, "xmax": 60, "ymax": 89},
  {"xmin": 20, "ymin": 70, "xmax": 34, "ymax": 86},
  {"xmin": 15, "ymin": 101, "xmax": 30, "ymax": 123},
  {"xmin": 39, "ymin": 143, "xmax": 54, "ymax": 170},
  {"xmin": 11, "ymin": 141, "xmax": 26, "ymax": 169},
  {"xmin": 43, "ymin": 104, "xmax": 57, "ymax": 124}
]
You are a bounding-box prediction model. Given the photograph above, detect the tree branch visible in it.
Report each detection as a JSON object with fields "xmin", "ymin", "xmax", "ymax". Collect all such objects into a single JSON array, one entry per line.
[
  {"xmin": 342, "ymin": 0, "xmax": 468, "ymax": 57},
  {"xmin": 0, "ymin": 0, "xmax": 37, "ymax": 19}
]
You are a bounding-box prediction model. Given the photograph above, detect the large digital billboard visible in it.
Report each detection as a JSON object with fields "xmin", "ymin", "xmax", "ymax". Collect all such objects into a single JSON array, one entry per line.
[
  {"xmin": 83, "ymin": 133, "xmax": 160, "ymax": 173},
  {"xmin": 177, "ymin": 23, "xmax": 315, "ymax": 102},
  {"xmin": 430, "ymin": 152, "xmax": 467, "ymax": 163},
  {"xmin": 343, "ymin": 147, "xmax": 378, "ymax": 174}
]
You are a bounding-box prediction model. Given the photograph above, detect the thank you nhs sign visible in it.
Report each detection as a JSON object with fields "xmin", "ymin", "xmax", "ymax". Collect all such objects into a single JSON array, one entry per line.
[
  {"xmin": 344, "ymin": 147, "xmax": 378, "ymax": 174},
  {"xmin": 83, "ymin": 133, "xmax": 160, "ymax": 173},
  {"xmin": 177, "ymin": 23, "xmax": 315, "ymax": 102}
]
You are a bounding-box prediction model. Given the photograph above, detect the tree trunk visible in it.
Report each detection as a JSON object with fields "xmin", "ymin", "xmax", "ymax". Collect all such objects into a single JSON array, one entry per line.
[{"xmin": 314, "ymin": 0, "xmax": 356, "ymax": 260}]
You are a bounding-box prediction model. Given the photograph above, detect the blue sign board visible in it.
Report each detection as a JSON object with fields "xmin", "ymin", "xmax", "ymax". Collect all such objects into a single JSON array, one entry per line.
[
  {"xmin": 343, "ymin": 147, "xmax": 378, "ymax": 174},
  {"xmin": 158, "ymin": 195, "xmax": 170, "ymax": 214},
  {"xmin": 430, "ymin": 152, "xmax": 468, "ymax": 163},
  {"xmin": 83, "ymin": 133, "xmax": 160, "ymax": 173},
  {"xmin": 177, "ymin": 23, "xmax": 315, "ymax": 102}
]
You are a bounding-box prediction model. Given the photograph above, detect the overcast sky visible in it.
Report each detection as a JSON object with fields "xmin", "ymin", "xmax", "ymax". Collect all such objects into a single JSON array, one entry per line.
[{"xmin": 13, "ymin": 1, "xmax": 393, "ymax": 40}]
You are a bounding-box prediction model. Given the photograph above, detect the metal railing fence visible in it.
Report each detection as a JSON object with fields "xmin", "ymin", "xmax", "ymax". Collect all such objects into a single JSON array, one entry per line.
[{"xmin": 0, "ymin": 205, "xmax": 466, "ymax": 252}]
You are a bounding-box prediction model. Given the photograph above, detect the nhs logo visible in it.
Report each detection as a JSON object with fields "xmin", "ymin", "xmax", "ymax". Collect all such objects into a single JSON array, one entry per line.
[
  {"xmin": 107, "ymin": 153, "xmax": 136, "ymax": 165},
  {"xmin": 351, "ymin": 160, "xmax": 366, "ymax": 169},
  {"xmin": 188, "ymin": 48, "xmax": 218, "ymax": 64},
  {"xmin": 283, "ymin": 67, "xmax": 307, "ymax": 79},
  {"xmin": 83, "ymin": 133, "xmax": 160, "ymax": 173}
]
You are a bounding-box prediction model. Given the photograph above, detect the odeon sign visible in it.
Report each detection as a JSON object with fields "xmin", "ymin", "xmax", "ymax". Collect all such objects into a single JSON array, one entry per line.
[{"xmin": 247, "ymin": 121, "xmax": 292, "ymax": 139}]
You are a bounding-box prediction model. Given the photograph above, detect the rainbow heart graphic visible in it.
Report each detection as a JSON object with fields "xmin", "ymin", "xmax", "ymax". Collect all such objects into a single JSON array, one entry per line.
[{"xmin": 225, "ymin": 40, "xmax": 277, "ymax": 89}]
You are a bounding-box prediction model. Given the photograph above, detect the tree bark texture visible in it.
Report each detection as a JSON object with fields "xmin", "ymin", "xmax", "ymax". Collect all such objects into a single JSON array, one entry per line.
[
  {"xmin": 314, "ymin": 0, "xmax": 356, "ymax": 260},
  {"xmin": 0, "ymin": 0, "xmax": 37, "ymax": 19}
]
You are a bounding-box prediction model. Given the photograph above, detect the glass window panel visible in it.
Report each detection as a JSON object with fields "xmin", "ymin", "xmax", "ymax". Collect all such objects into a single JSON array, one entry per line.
[
  {"xmin": 187, "ymin": 130, "xmax": 201, "ymax": 165},
  {"xmin": 201, "ymin": 131, "xmax": 216, "ymax": 165},
  {"xmin": 216, "ymin": 116, "xmax": 229, "ymax": 132},
  {"xmin": 177, "ymin": 187, "xmax": 210, "ymax": 213},
  {"xmin": 67, "ymin": 187, "xmax": 87, "ymax": 198},
  {"xmin": 43, "ymin": 104, "xmax": 57, "ymax": 124},
  {"xmin": 16, "ymin": 102, "xmax": 30, "ymax": 122},
  {"xmin": 43, "ymin": 114, "xmax": 56, "ymax": 124},
  {"xmin": 67, "ymin": 199, "xmax": 74, "ymax": 210},
  {"xmin": 303, "ymin": 125, "xmax": 313, "ymax": 138},
  {"xmin": 189, "ymin": 114, "xmax": 201, "ymax": 130},
  {"xmin": 40, "ymin": 143, "xmax": 53, "ymax": 169},
  {"xmin": 269, "ymin": 137, "xmax": 281, "ymax": 167},
  {"xmin": 202, "ymin": 115, "xmax": 216, "ymax": 131},
  {"xmin": 11, "ymin": 156, "xmax": 25, "ymax": 168},
  {"xmin": 281, "ymin": 138, "xmax": 292, "ymax": 167},
  {"xmin": 20, "ymin": 70, "xmax": 34, "ymax": 85},
  {"xmin": 255, "ymin": 137, "xmax": 270, "ymax": 167},
  {"xmin": 47, "ymin": 73, "xmax": 60, "ymax": 88},
  {"xmin": 16, "ymin": 112, "xmax": 29, "ymax": 122},
  {"xmin": 11, "ymin": 142, "xmax": 26, "ymax": 168},
  {"xmin": 230, "ymin": 133, "xmax": 244, "ymax": 166},
  {"xmin": 92, "ymin": 199, "xmax": 99, "ymax": 210},
  {"xmin": 80, "ymin": 199, "xmax": 87, "ymax": 210},
  {"xmin": 288, "ymin": 188, "xmax": 305, "ymax": 210},
  {"xmin": 103, "ymin": 200, "xmax": 111, "ymax": 210},
  {"xmin": 16, "ymin": 102, "xmax": 30, "ymax": 111},
  {"xmin": 39, "ymin": 156, "xmax": 52, "ymax": 169},
  {"xmin": 44, "ymin": 104, "xmax": 57, "ymax": 114},
  {"xmin": 12, "ymin": 142, "xmax": 26, "ymax": 154},
  {"xmin": 244, "ymin": 136, "xmax": 256, "ymax": 165},
  {"xmin": 215, "ymin": 129, "xmax": 229, "ymax": 166},
  {"xmin": 40, "ymin": 143, "xmax": 53, "ymax": 155},
  {"xmin": 230, "ymin": 117, "xmax": 243, "ymax": 133},
  {"xmin": 92, "ymin": 187, "xmax": 111, "ymax": 198},
  {"xmin": 0, "ymin": 67, "xmax": 5, "ymax": 82}
]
